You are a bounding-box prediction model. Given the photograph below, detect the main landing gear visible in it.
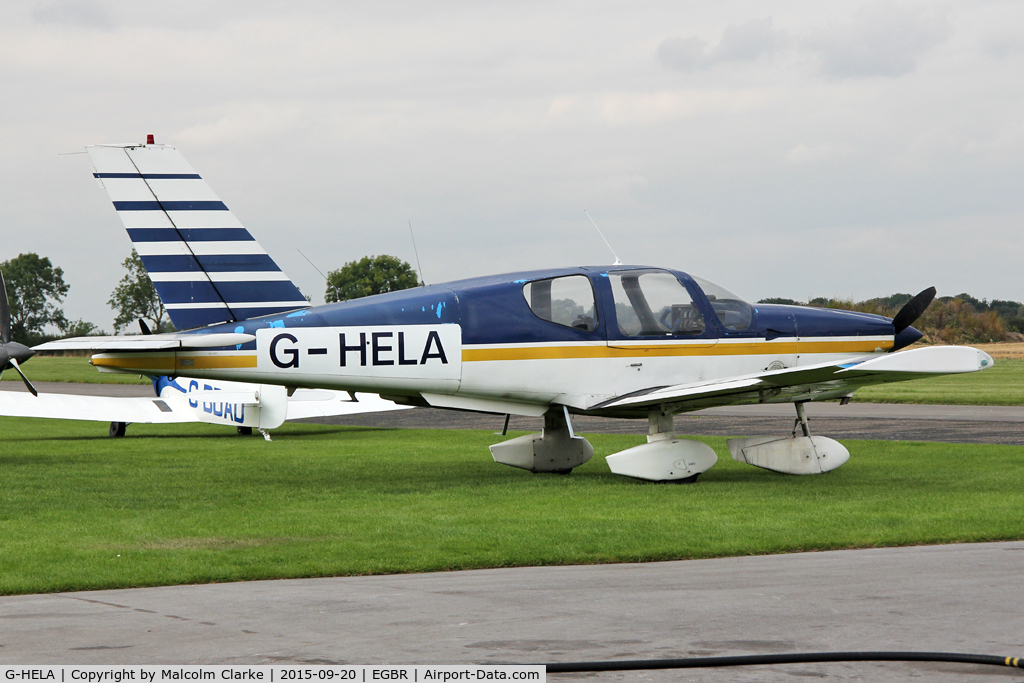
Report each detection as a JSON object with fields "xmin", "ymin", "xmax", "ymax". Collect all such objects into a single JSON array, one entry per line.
[
  {"xmin": 488, "ymin": 401, "xmax": 854, "ymax": 481},
  {"xmin": 489, "ymin": 406, "xmax": 593, "ymax": 474},
  {"xmin": 727, "ymin": 401, "xmax": 850, "ymax": 475},
  {"xmin": 109, "ymin": 422, "xmax": 127, "ymax": 438},
  {"xmin": 604, "ymin": 408, "xmax": 718, "ymax": 482}
]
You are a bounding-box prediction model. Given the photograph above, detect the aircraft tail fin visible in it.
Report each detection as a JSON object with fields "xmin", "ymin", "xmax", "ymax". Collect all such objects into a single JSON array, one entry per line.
[{"xmin": 87, "ymin": 140, "xmax": 309, "ymax": 330}]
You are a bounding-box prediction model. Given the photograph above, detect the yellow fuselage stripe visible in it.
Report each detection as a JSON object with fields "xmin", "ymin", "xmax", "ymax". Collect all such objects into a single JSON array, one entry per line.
[
  {"xmin": 461, "ymin": 339, "xmax": 892, "ymax": 362},
  {"xmin": 90, "ymin": 340, "xmax": 891, "ymax": 372},
  {"xmin": 91, "ymin": 354, "xmax": 257, "ymax": 372}
]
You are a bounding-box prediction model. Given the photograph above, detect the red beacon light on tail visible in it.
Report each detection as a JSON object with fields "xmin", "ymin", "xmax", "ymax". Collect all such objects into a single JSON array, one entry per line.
[{"xmin": 146, "ymin": 134, "xmax": 155, "ymax": 145}]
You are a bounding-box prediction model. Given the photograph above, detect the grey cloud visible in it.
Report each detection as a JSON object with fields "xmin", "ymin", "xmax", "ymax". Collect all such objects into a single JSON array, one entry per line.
[
  {"xmin": 987, "ymin": 34, "xmax": 1024, "ymax": 59},
  {"xmin": 657, "ymin": 18, "xmax": 783, "ymax": 72},
  {"xmin": 32, "ymin": 0, "xmax": 111, "ymax": 28},
  {"xmin": 655, "ymin": 36, "xmax": 707, "ymax": 71},
  {"xmin": 710, "ymin": 18, "xmax": 782, "ymax": 63},
  {"xmin": 809, "ymin": 3, "xmax": 950, "ymax": 78}
]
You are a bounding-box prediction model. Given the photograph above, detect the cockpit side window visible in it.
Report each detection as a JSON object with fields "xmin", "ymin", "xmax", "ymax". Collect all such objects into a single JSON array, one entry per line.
[
  {"xmin": 608, "ymin": 270, "xmax": 705, "ymax": 337},
  {"xmin": 522, "ymin": 275, "xmax": 599, "ymax": 332},
  {"xmin": 690, "ymin": 275, "xmax": 754, "ymax": 332}
]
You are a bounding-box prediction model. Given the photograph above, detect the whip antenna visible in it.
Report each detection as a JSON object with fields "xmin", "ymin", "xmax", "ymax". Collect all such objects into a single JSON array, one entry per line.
[
  {"xmin": 296, "ymin": 248, "xmax": 328, "ymax": 281},
  {"xmin": 297, "ymin": 248, "xmax": 340, "ymax": 301},
  {"xmin": 408, "ymin": 220, "xmax": 426, "ymax": 285},
  {"xmin": 584, "ymin": 209, "xmax": 622, "ymax": 265}
]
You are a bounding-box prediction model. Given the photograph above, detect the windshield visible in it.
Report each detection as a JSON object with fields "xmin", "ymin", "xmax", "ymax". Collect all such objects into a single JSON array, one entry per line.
[{"xmin": 690, "ymin": 275, "xmax": 754, "ymax": 331}]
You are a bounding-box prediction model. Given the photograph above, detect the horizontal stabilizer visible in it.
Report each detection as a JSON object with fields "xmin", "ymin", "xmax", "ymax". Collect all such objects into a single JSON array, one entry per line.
[{"xmin": 34, "ymin": 332, "xmax": 255, "ymax": 352}]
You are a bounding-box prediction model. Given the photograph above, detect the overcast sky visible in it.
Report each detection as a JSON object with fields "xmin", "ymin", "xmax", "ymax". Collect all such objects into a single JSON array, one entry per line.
[{"xmin": 2, "ymin": 0, "xmax": 1022, "ymax": 331}]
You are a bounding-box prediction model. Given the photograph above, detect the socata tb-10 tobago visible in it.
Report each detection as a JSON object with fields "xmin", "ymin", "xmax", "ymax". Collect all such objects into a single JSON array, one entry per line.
[{"xmin": 10, "ymin": 137, "xmax": 994, "ymax": 482}]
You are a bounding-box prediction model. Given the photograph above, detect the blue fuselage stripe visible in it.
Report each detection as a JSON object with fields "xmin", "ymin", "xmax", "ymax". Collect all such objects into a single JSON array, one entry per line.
[
  {"xmin": 231, "ymin": 305, "xmax": 308, "ymax": 318},
  {"xmin": 95, "ymin": 173, "xmax": 203, "ymax": 179},
  {"xmin": 114, "ymin": 201, "xmax": 228, "ymax": 211}
]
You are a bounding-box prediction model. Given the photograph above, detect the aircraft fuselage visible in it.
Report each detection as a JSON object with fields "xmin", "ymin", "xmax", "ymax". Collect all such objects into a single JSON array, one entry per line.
[{"xmin": 90, "ymin": 266, "xmax": 908, "ymax": 417}]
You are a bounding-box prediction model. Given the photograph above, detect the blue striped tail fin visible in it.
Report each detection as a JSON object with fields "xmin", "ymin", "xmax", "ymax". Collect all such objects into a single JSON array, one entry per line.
[{"xmin": 86, "ymin": 142, "xmax": 309, "ymax": 330}]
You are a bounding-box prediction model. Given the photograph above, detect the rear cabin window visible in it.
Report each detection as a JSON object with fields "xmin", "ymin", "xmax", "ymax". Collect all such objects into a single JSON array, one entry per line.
[
  {"xmin": 609, "ymin": 269, "xmax": 705, "ymax": 337},
  {"xmin": 522, "ymin": 275, "xmax": 598, "ymax": 332}
]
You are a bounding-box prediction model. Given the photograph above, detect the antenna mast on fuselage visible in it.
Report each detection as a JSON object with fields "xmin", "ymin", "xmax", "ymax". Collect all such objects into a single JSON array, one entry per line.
[
  {"xmin": 583, "ymin": 209, "xmax": 622, "ymax": 266},
  {"xmin": 408, "ymin": 221, "xmax": 426, "ymax": 286}
]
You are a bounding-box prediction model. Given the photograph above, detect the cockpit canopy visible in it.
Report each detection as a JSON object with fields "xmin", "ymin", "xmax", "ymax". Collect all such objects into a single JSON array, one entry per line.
[
  {"xmin": 521, "ymin": 268, "xmax": 754, "ymax": 337},
  {"xmin": 608, "ymin": 269, "xmax": 705, "ymax": 336},
  {"xmin": 606, "ymin": 269, "xmax": 753, "ymax": 336}
]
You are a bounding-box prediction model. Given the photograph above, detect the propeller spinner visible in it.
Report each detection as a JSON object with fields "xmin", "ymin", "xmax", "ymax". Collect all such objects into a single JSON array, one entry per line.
[{"xmin": 0, "ymin": 270, "xmax": 38, "ymax": 396}]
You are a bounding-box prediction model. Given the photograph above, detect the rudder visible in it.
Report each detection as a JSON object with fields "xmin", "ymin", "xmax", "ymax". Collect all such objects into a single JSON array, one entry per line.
[{"xmin": 87, "ymin": 140, "xmax": 309, "ymax": 330}]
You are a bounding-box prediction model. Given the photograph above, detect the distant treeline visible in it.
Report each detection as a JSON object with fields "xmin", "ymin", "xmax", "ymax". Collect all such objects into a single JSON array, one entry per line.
[{"xmin": 757, "ymin": 293, "xmax": 1024, "ymax": 344}]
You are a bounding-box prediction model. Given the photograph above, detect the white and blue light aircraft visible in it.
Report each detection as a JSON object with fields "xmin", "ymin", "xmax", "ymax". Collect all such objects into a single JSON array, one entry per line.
[{"xmin": 5, "ymin": 138, "xmax": 995, "ymax": 482}]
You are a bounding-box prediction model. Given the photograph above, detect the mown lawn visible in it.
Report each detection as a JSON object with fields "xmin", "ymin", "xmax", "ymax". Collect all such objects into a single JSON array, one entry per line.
[
  {"xmin": 1, "ymin": 417, "xmax": 1021, "ymax": 595},
  {"xmin": 2, "ymin": 356, "xmax": 149, "ymax": 384},
  {"xmin": 853, "ymin": 358, "xmax": 1024, "ymax": 406}
]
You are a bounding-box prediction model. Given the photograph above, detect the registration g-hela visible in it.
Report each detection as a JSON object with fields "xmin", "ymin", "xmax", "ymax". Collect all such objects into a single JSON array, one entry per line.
[{"xmin": 6, "ymin": 672, "xmax": 54, "ymax": 680}]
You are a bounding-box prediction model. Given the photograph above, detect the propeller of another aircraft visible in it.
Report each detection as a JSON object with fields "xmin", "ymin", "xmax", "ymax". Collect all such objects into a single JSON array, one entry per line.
[{"xmin": 0, "ymin": 270, "xmax": 38, "ymax": 396}]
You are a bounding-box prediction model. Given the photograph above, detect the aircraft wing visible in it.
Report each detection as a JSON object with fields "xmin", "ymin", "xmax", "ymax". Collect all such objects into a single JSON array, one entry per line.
[
  {"xmin": 0, "ymin": 387, "xmax": 410, "ymax": 425},
  {"xmin": 0, "ymin": 390, "xmax": 195, "ymax": 423},
  {"xmin": 590, "ymin": 345, "xmax": 994, "ymax": 414}
]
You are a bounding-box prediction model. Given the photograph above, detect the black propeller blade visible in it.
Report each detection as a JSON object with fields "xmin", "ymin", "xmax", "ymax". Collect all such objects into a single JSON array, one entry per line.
[
  {"xmin": 0, "ymin": 269, "xmax": 38, "ymax": 396},
  {"xmin": 0, "ymin": 270, "xmax": 8, "ymax": 345},
  {"xmin": 892, "ymin": 286, "xmax": 936, "ymax": 334}
]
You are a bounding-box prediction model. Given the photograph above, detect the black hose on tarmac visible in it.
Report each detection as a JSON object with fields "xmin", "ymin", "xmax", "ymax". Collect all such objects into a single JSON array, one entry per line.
[{"xmin": 544, "ymin": 651, "xmax": 1023, "ymax": 673}]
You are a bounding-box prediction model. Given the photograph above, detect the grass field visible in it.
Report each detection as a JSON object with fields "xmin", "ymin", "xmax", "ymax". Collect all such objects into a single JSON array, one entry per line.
[
  {"xmin": 8, "ymin": 356, "xmax": 1024, "ymax": 405},
  {"xmin": 853, "ymin": 358, "xmax": 1024, "ymax": 406},
  {"xmin": 1, "ymin": 417, "xmax": 1022, "ymax": 596},
  {"xmin": 2, "ymin": 356, "xmax": 149, "ymax": 384}
]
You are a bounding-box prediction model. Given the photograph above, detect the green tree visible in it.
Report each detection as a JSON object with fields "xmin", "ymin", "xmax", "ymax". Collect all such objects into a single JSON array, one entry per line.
[
  {"xmin": 0, "ymin": 252, "xmax": 69, "ymax": 344},
  {"xmin": 325, "ymin": 255, "xmax": 420, "ymax": 303},
  {"xmin": 108, "ymin": 249, "xmax": 172, "ymax": 333},
  {"xmin": 59, "ymin": 319, "xmax": 105, "ymax": 337}
]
